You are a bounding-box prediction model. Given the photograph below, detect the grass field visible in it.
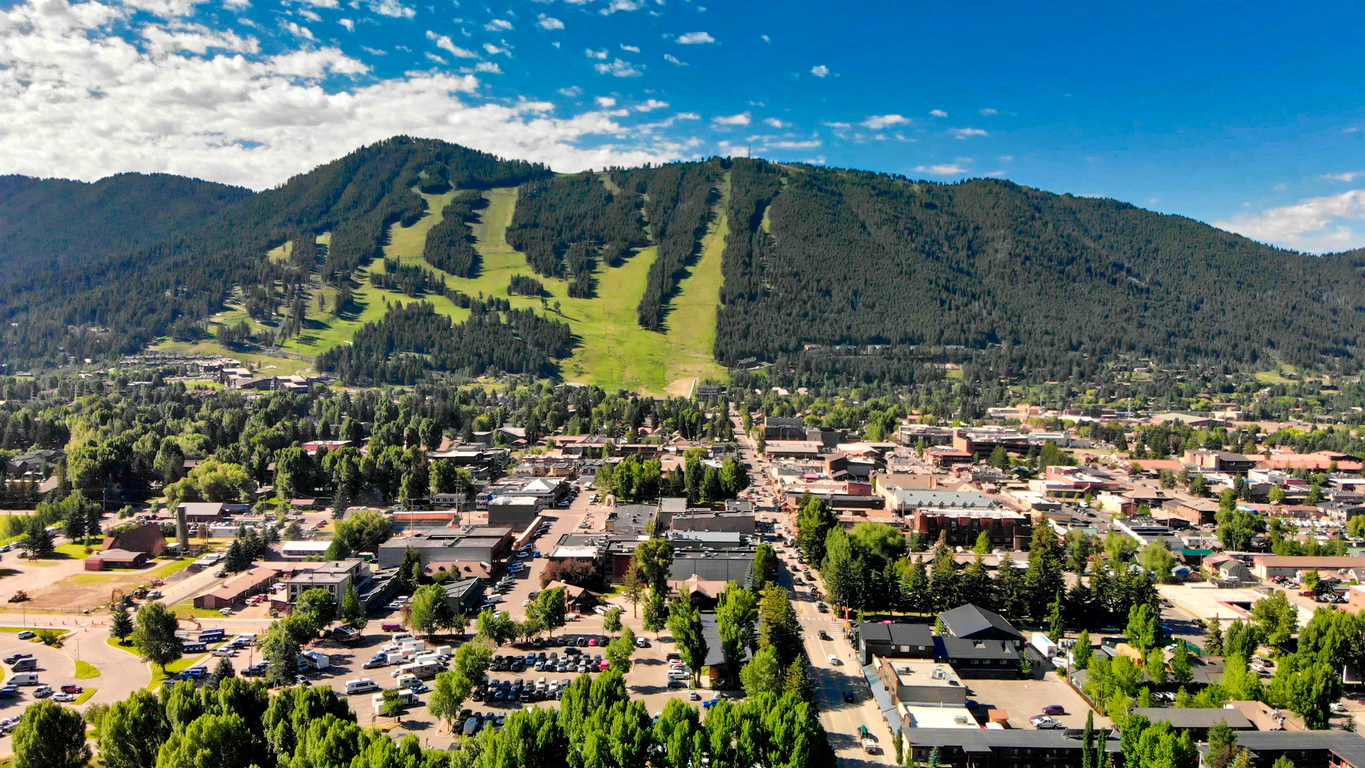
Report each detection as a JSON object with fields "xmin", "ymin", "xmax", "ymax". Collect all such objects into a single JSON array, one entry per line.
[
  {"xmin": 152, "ymin": 177, "xmax": 731, "ymax": 395},
  {"xmin": 75, "ymin": 660, "xmax": 99, "ymax": 679}
]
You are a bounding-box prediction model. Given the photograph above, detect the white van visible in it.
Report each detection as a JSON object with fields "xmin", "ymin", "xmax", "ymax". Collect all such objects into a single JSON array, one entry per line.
[
  {"xmin": 345, "ymin": 679, "xmax": 380, "ymax": 695},
  {"xmin": 10, "ymin": 673, "xmax": 39, "ymax": 686},
  {"xmin": 391, "ymin": 633, "xmax": 414, "ymax": 643},
  {"xmin": 371, "ymin": 690, "xmax": 419, "ymax": 713},
  {"xmin": 392, "ymin": 662, "xmax": 439, "ymax": 680}
]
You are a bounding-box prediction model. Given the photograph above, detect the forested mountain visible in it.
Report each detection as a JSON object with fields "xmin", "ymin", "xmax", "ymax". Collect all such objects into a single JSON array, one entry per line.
[
  {"xmin": 2, "ymin": 137, "xmax": 1364, "ymax": 383},
  {"xmin": 0, "ymin": 173, "xmax": 249, "ymax": 285}
]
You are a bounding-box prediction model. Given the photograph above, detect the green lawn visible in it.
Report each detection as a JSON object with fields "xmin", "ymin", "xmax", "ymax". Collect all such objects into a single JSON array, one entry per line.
[
  {"xmin": 61, "ymin": 556, "xmax": 194, "ymax": 587},
  {"xmin": 74, "ymin": 660, "xmax": 99, "ymax": 679},
  {"xmin": 52, "ymin": 543, "xmax": 96, "ymax": 559},
  {"xmin": 73, "ymin": 688, "xmax": 97, "ymax": 705},
  {"xmin": 148, "ymin": 653, "xmax": 209, "ymax": 690}
]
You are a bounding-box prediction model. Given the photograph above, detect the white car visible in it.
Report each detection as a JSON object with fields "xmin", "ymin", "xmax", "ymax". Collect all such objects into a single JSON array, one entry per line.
[
  {"xmin": 827, "ymin": 655, "xmax": 841, "ymax": 666},
  {"xmin": 52, "ymin": 693, "xmax": 76, "ymax": 703}
]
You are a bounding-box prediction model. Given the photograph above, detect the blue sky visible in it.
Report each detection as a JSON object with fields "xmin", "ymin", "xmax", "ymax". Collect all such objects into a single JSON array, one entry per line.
[{"xmin": 3, "ymin": 0, "xmax": 1365, "ymax": 252}]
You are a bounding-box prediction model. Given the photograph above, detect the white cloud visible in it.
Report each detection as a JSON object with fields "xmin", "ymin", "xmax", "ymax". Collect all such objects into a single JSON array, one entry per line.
[
  {"xmin": 635, "ymin": 99, "xmax": 668, "ymax": 112},
  {"xmin": 484, "ymin": 42, "xmax": 511, "ymax": 56},
  {"xmin": 485, "ymin": 18, "xmax": 513, "ymax": 31},
  {"xmin": 765, "ymin": 139, "xmax": 820, "ymax": 149},
  {"xmin": 676, "ymin": 31, "xmax": 714, "ymax": 44},
  {"xmin": 1215, "ymin": 190, "xmax": 1365, "ymax": 253},
  {"xmin": 426, "ymin": 31, "xmax": 479, "ymax": 58},
  {"xmin": 601, "ymin": 0, "xmax": 641, "ymax": 13},
  {"xmin": 985, "ymin": 170, "xmax": 1006, "ymax": 178},
  {"xmin": 763, "ymin": 117, "xmax": 787, "ymax": 128},
  {"xmin": 663, "ymin": 53, "xmax": 686, "ymax": 65},
  {"xmin": 297, "ymin": 9, "xmax": 320, "ymax": 22},
  {"xmin": 930, "ymin": 109, "xmax": 947, "ymax": 117},
  {"xmin": 585, "ymin": 48, "xmax": 608, "ymax": 59},
  {"xmin": 713, "ymin": 112, "xmax": 750, "ymax": 126},
  {"xmin": 474, "ymin": 61, "xmax": 502, "ymax": 74},
  {"xmin": 558, "ymin": 85, "xmax": 583, "ymax": 97},
  {"xmin": 913, "ymin": 164, "xmax": 968, "ymax": 175},
  {"xmin": 810, "ymin": 64, "xmax": 828, "ymax": 77},
  {"xmin": 0, "ymin": 0, "xmax": 685, "ymax": 190},
  {"xmin": 620, "ymin": 44, "xmax": 639, "ymax": 52},
  {"xmin": 761, "ymin": 34, "xmax": 770, "ymax": 42},
  {"xmin": 595, "ymin": 96, "xmax": 617, "ymax": 107},
  {"xmin": 425, "ymin": 52, "xmax": 446, "ymax": 64},
  {"xmin": 861, "ymin": 114, "xmax": 908, "ymax": 130},
  {"xmin": 979, "ymin": 108, "xmax": 997, "ymax": 116},
  {"xmin": 950, "ymin": 127, "xmax": 988, "ymax": 139},
  {"xmin": 674, "ymin": 112, "xmax": 700, "ymax": 120},
  {"xmin": 1323, "ymin": 172, "xmax": 1362, "ymax": 182},
  {"xmin": 537, "ymin": 14, "xmax": 563, "ymax": 29},
  {"xmin": 367, "ymin": 0, "xmax": 414, "ymax": 18},
  {"xmin": 594, "ymin": 58, "xmax": 642, "ymax": 77},
  {"xmin": 998, "ymin": 155, "xmax": 1013, "ymax": 163},
  {"xmin": 282, "ymin": 21, "xmax": 314, "ymax": 40},
  {"xmin": 338, "ymin": 17, "xmax": 353, "ymax": 30}
]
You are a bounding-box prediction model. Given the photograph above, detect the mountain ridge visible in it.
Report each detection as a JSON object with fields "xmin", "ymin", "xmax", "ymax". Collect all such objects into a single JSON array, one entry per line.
[{"xmin": 1, "ymin": 136, "xmax": 1362, "ymax": 388}]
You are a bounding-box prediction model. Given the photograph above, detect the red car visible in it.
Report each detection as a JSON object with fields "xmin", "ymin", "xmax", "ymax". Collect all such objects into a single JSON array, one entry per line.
[
  {"xmin": 1041, "ymin": 705, "xmax": 1065, "ymax": 716},
  {"xmin": 60, "ymin": 685, "xmax": 83, "ymax": 694}
]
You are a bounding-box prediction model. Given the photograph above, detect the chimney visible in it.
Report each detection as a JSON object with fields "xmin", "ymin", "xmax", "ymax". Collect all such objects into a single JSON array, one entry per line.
[{"xmin": 175, "ymin": 506, "xmax": 190, "ymax": 551}]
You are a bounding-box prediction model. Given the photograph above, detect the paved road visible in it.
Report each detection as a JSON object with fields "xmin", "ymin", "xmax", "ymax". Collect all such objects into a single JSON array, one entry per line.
[{"xmin": 730, "ymin": 407, "xmax": 891, "ymax": 766}]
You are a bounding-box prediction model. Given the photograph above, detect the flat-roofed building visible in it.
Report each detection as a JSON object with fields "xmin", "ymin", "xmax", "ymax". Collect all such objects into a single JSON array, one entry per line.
[{"xmin": 1253, "ymin": 556, "xmax": 1365, "ymax": 580}]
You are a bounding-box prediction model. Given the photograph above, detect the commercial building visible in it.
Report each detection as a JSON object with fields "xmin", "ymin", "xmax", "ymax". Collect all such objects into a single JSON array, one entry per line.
[
  {"xmin": 376, "ymin": 526, "xmax": 514, "ymax": 569},
  {"xmin": 904, "ymin": 728, "xmax": 1122, "ymax": 768},
  {"xmin": 1128, "ymin": 708, "xmax": 1254, "ymax": 740},
  {"xmin": 1203, "ymin": 731, "xmax": 1365, "ymax": 768},
  {"xmin": 856, "ymin": 622, "xmax": 936, "ymax": 664},
  {"xmin": 938, "ymin": 604, "xmax": 1025, "ymax": 647},
  {"xmin": 876, "ymin": 659, "xmax": 967, "ymax": 707},
  {"xmin": 486, "ymin": 496, "xmax": 542, "ymax": 527},
  {"xmin": 284, "ymin": 559, "xmax": 370, "ymax": 604},
  {"xmin": 1252, "ymin": 556, "xmax": 1365, "ymax": 580}
]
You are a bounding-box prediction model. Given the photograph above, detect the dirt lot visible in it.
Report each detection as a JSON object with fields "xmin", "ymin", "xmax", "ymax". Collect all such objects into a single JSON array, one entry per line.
[
  {"xmin": 962, "ymin": 672, "xmax": 1109, "ymax": 730},
  {"xmin": 21, "ymin": 559, "xmax": 194, "ymax": 611}
]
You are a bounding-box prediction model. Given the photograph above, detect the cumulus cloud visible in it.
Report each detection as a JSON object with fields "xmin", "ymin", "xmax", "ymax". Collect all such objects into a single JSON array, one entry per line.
[
  {"xmin": 558, "ymin": 85, "xmax": 583, "ymax": 97},
  {"xmin": 765, "ymin": 139, "xmax": 820, "ymax": 149},
  {"xmin": 338, "ymin": 17, "xmax": 353, "ymax": 31},
  {"xmin": 620, "ymin": 44, "xmax": 639, "ymax": 52},
  {"xmin": 484, "ymin": 42, "xmax": 511, "ymax": 56},
  {"xmin": 763, "ymin": 117, "xmax": 787, "ymax": 128},
  {"xmin": 484, "ymin": 18, "xmax": 513, "ymax": 31},
  {"xmin": 913, "ymin": 164, "xmax": 968, "ymax": 175},
  {"xmin": 367, "ymin": 0, "xmax": 414, "ymax": 18},
  {"xmin": 930, "ymin": 109, "xmax": 947, "ymax": 117},
  {"xmin": 595, "ymin": 96, "xmax": 617, "ymax": 108},
  {"xmin": 1215, "ymin": 190, "xmax": 1365, "ymax": 252},
  {"xmin": 585, "ymin": 48, "xmax": 608, "ymax": 59},
  {"xmin": 676, "ymin": 31, "xmax": 714, "ymax": 44},
  {"xmin": 950, "ymin": 127, "xmax": 988, "ymax": 139},
  {"xmin": 861, "ymin": 114, "xmax": 908, "ymax": 130},
  {"xmin": 594, "ymin": 58, "xmax": 642, "ymax": 76},
  {"xmin": 761, "ymin": 34, "xmax": 770, "ymax": 42},
  {"xmin": 601, "ymin": 0, "xmax": 642, "ymax": 13},
  {"xmin": 0, "ymin": 0, "xmax": 684, "ymax": 189},
  {"xmin": 713, "ymin": 112, "xmax": 750, "ymax": 126},
  {"xmin": 474, "ymin": 61, "xmax": 502, "ymax": 74},
  {"xmin": 1323, "ymin": 172, "xmax": 1362, "ymax": 182},
  {"xmin": 663, "ymin": 53, "xmax": 686, "ymax": 65},
  {"xmin": 427, "ymin": 31, "xmax": 479, "ymax": 58},
  {"xmin": 635, "ymin": 99, "xmax": 668, "ymax": 112},
  {"xmin": 810, "ymin": 64, "xmax": 828, "ymax": 77},
  {"xmin": 537, "ymin": 14, "xmax": 564, "ymax": 29}
]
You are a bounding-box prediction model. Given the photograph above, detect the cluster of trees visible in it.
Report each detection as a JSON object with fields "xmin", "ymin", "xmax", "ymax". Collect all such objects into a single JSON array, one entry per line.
[
  {"xmin": 799, "ymin": 495, "xmax": 1159, "ymax": 628},
  {"xmin": 222, "ymin": 526, "xmax": 274, "ymax": 573},
  {"xmin": 423, "ymin": 193, "xmax": 483, "ymax": 278},
  {"xmin": 316, "ymin": 301, "xmax": 573, "ymax": 385},
  {"xmin": 507, "ymin": 275, "xmax": 543, "ymax": 297},
  {"xmin": 612, "ymin": 163, "xmax": 719, "ymax": 330},
  {"xmin": 594, "ymin": 451, "xmax": 748, "ymax": 505},
  {"xmin": 505, "ymin": 172, "xmax": 649, "ymax": 298},
  {"xmin": 368, "ymin": 258, "xmax": 450, "ymax": 298}
]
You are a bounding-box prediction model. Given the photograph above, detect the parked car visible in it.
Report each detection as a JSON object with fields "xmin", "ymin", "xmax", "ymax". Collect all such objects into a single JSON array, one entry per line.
[
  {"xmin": 842, "ymin": 691, "xmax": 856, "ymax": 703},
  {"xmin": 1041, "ymin": 705, "xmax": 1066, "ymax": 716},
  {"xmin": 32, "ymin": 685, "xmax": 51, "ymax": 698},
  {"xmin": 3, "ymin": 653, "xmax": 31, "ymax": 665},
  {"xmin": 60, "ymin": 685, "xmax": 83, "ymax": 694},
  {"xmin": 52, "ymin": 692, "xmax": 75, "ymax": 703},
  {"xmin": 16, "ymin": 631, "xmax": 34, "ymax": 640},
  {"xmin": 827, "ymin": 654, "xmax": 841, "ymax": 666}
]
